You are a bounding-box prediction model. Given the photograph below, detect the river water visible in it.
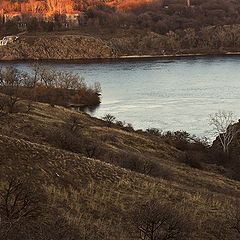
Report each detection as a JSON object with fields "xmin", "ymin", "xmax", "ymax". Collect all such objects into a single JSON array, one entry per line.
[{"xmin": 1, "ymin": 56, "xmax": 240, "ymax": 138}]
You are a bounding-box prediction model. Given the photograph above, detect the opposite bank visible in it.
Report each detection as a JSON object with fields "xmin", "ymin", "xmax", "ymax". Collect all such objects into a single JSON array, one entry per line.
[{"xmin": 1, "ymin": 29, "xmax": 240, "ymax": 61}]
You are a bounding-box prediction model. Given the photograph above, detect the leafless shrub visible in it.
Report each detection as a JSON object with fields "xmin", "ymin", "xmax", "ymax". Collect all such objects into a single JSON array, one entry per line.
[
  {"xmin": 0, "ymin": 178, "xmax": 41, "ymax": 221},
  {"xmin": 112, "ymin": 151, "xmax": 161, "ymax": 177},
  {"xmin": 83, "ymin": 138, "xmax": 103, "ymax": 159},
  {"xmin": 46, "ymin": 125, "xmax": 103, "ymax": 159},
  {"xmin": 65, "ymin": 114, "xmax": 82, "ymax": 134},
  {"xmin": 163, "ymin": 131, "xmax": 191, "ymax": 150},
  {"xmin": 125, "ymin": 123, "xmax": 134, "ymax": 132},
  {"xmin": 115, "ymin": 120, "xmax": 126, "ymax": 128},
  {"xmin": 0, "ymin": 178, "xmax": 41, "ymax": 238},
  {"xmin": 130, "ymin": 199, "xmax": 192, "ymax": 240},
  {"xmin": 102, "ymin": 114, "xmax": 116, "ymax": 127},
  {"xmin": 146, "ymin": 128, "xmax": 162, "ymax": 136},
  {"xmin": 162, "ymin": 130, "xmax": 209, "ymax": 151},
  {"xmin": 184, "ymin": 151, "xmax": 204, "ymax": 170},
  {"xmin": 47, "ymin": 127, "xmax": 83, "ymax": 153},
  {"xmin": 0, "ymin": 177, "xmax": 85, "ymax": 240}
]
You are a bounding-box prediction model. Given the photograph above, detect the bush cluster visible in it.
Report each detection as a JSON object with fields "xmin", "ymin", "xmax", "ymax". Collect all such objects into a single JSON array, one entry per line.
[{"xmin": 0, "ymin": 65, "xmax": 101, "ymax": 113}]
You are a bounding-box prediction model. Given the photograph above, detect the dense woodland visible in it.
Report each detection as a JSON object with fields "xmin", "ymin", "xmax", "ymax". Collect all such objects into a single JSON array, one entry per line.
[
  {"xmin": 1, "ymin": 0, "xmax": 240, "ymax": 31},
  {"xmin": 2, "ymin": 0, "xmax": 240, "ymax": 55}
]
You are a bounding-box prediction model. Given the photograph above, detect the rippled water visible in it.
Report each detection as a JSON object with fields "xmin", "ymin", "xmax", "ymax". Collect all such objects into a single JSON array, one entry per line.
[{"xmin": 1, "ymin": 56, "xmax": 240, "ymax": 138}]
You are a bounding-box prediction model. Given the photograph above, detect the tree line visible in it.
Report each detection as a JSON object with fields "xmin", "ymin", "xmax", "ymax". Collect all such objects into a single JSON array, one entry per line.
[
  {"xmin": 2, "ymin": 0, "xmax": 240, "ymax": 33},
  {"xmin": 0, "ymin": 64, "xmax": 101, "ymax": 113}
]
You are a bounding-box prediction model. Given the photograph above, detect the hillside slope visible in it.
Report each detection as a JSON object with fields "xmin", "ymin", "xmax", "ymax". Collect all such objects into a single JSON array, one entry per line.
[
  {"xmin": 0, "ymin": 35, "xmax": 117, "ymax": 60},
  {"xmin": 2, "ymin": 26, "xmax": 240, "ymax": 60},
  {"xmin": 1, "ymin": 101, "xmax": 240, "ymax": 239}
]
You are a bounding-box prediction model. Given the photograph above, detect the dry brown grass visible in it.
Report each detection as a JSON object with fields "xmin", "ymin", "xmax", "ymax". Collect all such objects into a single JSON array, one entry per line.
[{"xmin": 1, "ymin": 101, "xmax": 240, "ymax": 239}]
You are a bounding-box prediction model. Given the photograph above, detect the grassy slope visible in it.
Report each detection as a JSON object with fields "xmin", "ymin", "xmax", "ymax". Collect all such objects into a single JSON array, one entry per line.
[{"xmin": 1, "ymin": 101, "xmax": 240, "ymax": 239}]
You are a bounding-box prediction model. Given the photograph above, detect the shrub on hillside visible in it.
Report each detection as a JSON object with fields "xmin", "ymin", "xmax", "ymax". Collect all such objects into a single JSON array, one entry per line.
[
  {"xmin": 146, "ymin": 128, "xmax": 162, "ymax": 136},
  {"xmin": 110, "ymin": 151, "xmax": 162, "ymax": 177},
  {"xmin": 125, "ymin": 123, "xmax": 134, "ymax": 132},
  {"xmin": 47, "ymin": 127, "xmax": 84, "ymax": 153},
  {"xmin": 102, "ymin": 114, "xmax": 116, "ymax": 127},
  {"xmin": 130, "ymin": 199, "xmax": 193, "ymax": 240},
  {"xmin": 65, "ymin": 114, "xmax": 83, "ymax": 133},
  {"xmin": 115, "ymin": 120, "xmax": 126, "ymax": 128},
  {"xmin": 46, "ymin": 124, "xmax": 103, "ymax": 159},
  {"xmin": 184, "ymin": 151, "xmax": 204, "ymax": 170},
  {"xmin": 162, "ymin": 130, "xmax": 209, "ymax": 151},
  {"xmin": 0, "ymin": 178, "xmax": 43, "ymax": 239},
  {"xmin": 83, "ymin": 138, "xmax": 103, "ymax": 158},
  {"xmin": 0, "ymin": 177, "xmax": 84, "ymax": 240}
]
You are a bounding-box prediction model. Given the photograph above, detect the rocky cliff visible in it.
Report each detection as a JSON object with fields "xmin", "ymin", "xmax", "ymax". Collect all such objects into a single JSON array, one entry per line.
[{"xmin": 0, "ymin": 35, "xmax": 118, "ymax": 60}]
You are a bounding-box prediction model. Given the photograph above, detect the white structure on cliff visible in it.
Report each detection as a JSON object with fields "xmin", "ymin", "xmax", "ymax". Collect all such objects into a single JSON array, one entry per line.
[{"xmin": 0, "ymin": 36, "xmax": 19, "ymax": 46}]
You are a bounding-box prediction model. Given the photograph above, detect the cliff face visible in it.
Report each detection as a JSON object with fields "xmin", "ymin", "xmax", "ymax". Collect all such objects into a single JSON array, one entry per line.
[
  {"xmin": 0, "ymin": 31, "xmax": 171, "ymax": 60},
  {"xmin": 0, "ymin": 35, "xmax": 118, "ymax": 60},
  {"xmin": 1, "ymin": 29, "xmax": 236, "ymax": 61}
]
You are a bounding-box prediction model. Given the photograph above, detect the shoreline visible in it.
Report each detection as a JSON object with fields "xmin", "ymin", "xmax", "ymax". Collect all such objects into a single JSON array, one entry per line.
[
  {"xmin": 1, "ymin": 51, "xmax": 240, "ymax": 63},
  {"xmin": 119, "ymin": 51, "xmax": 240, "ymax": 60}
]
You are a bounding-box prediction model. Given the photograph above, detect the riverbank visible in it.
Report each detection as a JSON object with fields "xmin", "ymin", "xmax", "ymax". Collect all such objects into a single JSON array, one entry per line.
[
  {"xmin": 1, "ymin": 29, "xmax": 240, "ymax": 61},
  {"xmin": 119, "ymin": 51, "xmax": 240, "ymax": 59},
  {"xmin": 1, "ymin": 43, "xmax": 240, "ymax": 62},
  {"xmin": 2, "ymin": 50, "xmax": 240, "ymax": 63}
]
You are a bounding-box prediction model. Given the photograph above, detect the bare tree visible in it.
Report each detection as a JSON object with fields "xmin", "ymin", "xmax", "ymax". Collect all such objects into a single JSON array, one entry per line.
[
  {"xmin": 131, "ymin": 199, "xmax": 191, "ymax": 240},
  {"xmin": 0, "ymin": 65, "xmax": 101, "ymax": 112},
  {"xmin": 0, "ymin": 66, "xmax": 23, "ymax": 113},
  {"xmin": 0, "ymin": 178, "xmax": 40, "ymax": 221},
  {"xmin": 209, "ymin": 110, "xmax": 240, "ymax": 154},
  {"xmin": 65, "ymin": 114, "xmax": 82, "ymax": 133},
  {"xmin": 57, "ymin": 72, "xmax": 86, "ymax": 90},
  {"xmin": 0, "ymin": 178, "xmax": 41, "ymax": 237}
]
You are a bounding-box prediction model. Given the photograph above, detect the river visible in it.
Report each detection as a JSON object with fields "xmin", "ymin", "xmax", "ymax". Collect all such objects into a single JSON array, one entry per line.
[{"xmin": 1, "ymin": 56, "xmax": 240, "ymax": 138}]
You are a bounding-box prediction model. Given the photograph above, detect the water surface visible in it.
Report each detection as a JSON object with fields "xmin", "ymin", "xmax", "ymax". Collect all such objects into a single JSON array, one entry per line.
[{"xmin": 1, "ymin": 56, "xmax": 240, "ymax": 138}]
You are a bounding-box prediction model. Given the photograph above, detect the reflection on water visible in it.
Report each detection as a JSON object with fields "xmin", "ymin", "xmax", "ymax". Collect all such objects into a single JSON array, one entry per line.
[{"xmin": 1, "ymin": 56, "xmax": 240, "ymax": 138}]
